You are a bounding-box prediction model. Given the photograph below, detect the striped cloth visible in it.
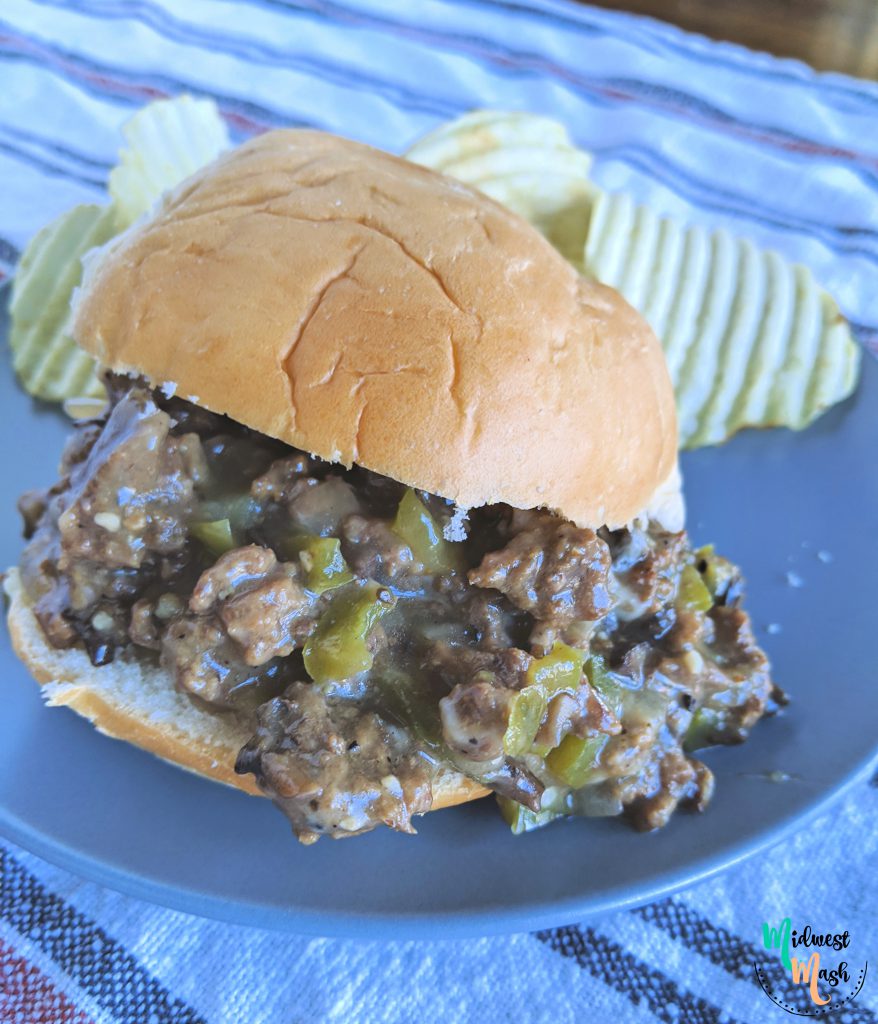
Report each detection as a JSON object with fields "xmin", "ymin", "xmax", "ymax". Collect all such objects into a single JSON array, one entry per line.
[{"xmin": 1, "ymin": 2, "xmax": 877, "ymax": 1022}]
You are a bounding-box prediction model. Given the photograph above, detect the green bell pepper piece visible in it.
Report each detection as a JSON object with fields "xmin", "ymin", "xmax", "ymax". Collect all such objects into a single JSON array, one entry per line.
[
  {"xmin": 525, "ymin": 641, "xmax": 586, "ymax": 694},
  {"xmin": 503, "ymin": 686, "xmax": 547, "ymax": 757},
  {"xmin": 678, "ymin": 564, "xmax": 713, "ymax": 613},
  {"xmin": 695, "ymin": 544, "xmax": 736, "ymax": 601},
  {"xmin": 684, "ymin": 706, "xmax": 722, "ymax": 752},
  {"xmin": 546, "ymin": 733, "xmax": 608, "ymax": 789},
  {"xmin": 497, "ymin": 796, "xmax": 563, "ymax": 835},
  {"xmin": 585, "ymin": 654, "xmax": 624, "ymax": 718},
  {"xmin": 298, "ymin": 536, "xmax": 354, "ymax": 594},
  {"xmin": 392, "ymin": 488, "xmax": 462, "ymax": 573},
  {"xmin": 303, "ymin": 583, "xmax": 395, "ymax": 683},
  {"xmin": 502, "ymin": 643, "xmax": 588, "ymax": 757},
  {"xmin": 374, "ymin": 668, "xmax": 443, "ymax": 749},
  {"xmin": 198, "ymin": 495, "xmax": 259, "ymax": 532},
  {"xmin": 191, "ymin": 518, "xmax": 235, "ymax": 555}
]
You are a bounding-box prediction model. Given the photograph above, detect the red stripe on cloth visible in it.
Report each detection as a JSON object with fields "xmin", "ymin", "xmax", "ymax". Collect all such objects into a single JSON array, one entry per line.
[{"xmin": 0, "ymin": 938, "xmax": 95, "ymax": 1024}]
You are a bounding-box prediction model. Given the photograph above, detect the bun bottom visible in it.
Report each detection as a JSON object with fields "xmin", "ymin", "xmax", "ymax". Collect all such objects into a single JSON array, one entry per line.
[{"xmin": 3, "ymin": 568, "xmax": 488, "ymax": 814}]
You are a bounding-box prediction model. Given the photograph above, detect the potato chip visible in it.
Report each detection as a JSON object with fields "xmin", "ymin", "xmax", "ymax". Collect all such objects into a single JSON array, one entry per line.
[
  {"xmin": 109, "ymin": 95, "xmax": 230, "ymax": 229},
  {"xmin": 9, "ymin": 97, "xmax": 231, "ymax": 405},
  {"xmin": 9, "ymin": 203, "xmax": 115, "ymax": 402},
  {"xmin": 62, "ymin": 395, "xmax": 110, "ymax": 421},
  {"xmin": 406, "ymin": 110, "xmax": 586, "ymax": 167},
  {"xmin": 583, "ymin": 190, "xmax": 861, "ymax": 447},
  {"xmin": 406, "ymin": 111, "xmax": 597, "ymax": 266}
]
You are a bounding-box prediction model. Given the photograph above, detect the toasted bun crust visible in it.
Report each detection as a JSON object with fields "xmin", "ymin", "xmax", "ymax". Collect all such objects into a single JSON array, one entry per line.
[
  {"xmin": 3, "ymin": 569, "xmax": 487, "ymax": 813},
  {"xmin": 72, "ymin": 129, "xmax": 677, "ymax": 529}
]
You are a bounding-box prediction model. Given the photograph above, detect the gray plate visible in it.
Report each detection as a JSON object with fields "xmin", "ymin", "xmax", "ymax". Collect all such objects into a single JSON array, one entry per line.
[{"xmin": 1, "ymin": 299, "xmax": 876, "ymax": 937}]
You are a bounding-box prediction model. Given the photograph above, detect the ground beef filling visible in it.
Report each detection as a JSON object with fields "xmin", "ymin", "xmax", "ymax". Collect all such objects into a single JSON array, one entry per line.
[{"xmin": 19, "ymin": 379, "xmax": 785, "ymax": 842}]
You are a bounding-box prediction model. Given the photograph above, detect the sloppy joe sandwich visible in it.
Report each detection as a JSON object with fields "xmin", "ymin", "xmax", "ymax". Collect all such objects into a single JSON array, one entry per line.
[{"xmin": 6, "ymin": 129, "xmax": 784, "ymax": 842}]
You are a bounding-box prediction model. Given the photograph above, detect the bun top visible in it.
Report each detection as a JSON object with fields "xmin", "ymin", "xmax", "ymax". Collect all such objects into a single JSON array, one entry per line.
[{"xmin": 72, "ymin": 129, "xmax": 677, "ymax": 528}]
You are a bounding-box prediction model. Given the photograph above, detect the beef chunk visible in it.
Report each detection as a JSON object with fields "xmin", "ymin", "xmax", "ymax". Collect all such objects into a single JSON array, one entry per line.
[
  {"xmin": 162, "ymin": 545, "xmax": 323, "ymax": 705},
  {"xmin": 469, "ymin": 510, "xmax": 612, "ymax": 630},
  {"xmin": 250, "ymin": 454, "xmax": 317, "ymax": 503},
  {"xmin": 427, "ymin": 642, "xmax": 532, "ymax": 692},
  {"xmin": 236, "ymin": 682, "xmax": 433, "ymax": 842},
  {"xmin": 708, "ymin": 605, "xmax": 770, "ymax": 677},
  {"xmin": 340, "ymin": 514, "xmax": 416, "ymax": 583},
  {"xmin": 614, "ymin": 530, "xmax": 686, "ymax": 619},
  {"xmin": 18, "ymin": 489, "xmax": 49, "ymax": 540},
  {"xmin": 20, "ymin": 388, "xmax": 207, "ymax": 660},
  {"xmin": 57, "ymin": 390, "xmax": 205, "ymax": 575},
  {"xmin": 622, "ymin": 752, "xmax": 714, "ymax": 831},
  {"xmin": 479, "ymin": 759, "xmax": 544, "ymax": 811}
]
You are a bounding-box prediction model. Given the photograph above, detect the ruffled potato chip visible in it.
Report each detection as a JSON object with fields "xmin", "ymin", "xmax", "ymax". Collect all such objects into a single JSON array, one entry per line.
[
  {"xmin": 411, "ymin": 114, "xmax": 861, "ymax": 447},
  {"xmin": 110, "ymin": 94, "xmax": 230, "ymax": 229},
  {"xmin": 9, "ymin": 203, "xmax": 115, "ymax": 402},
  {"xmin": 10, "ymin": 96, "xmax": 230, "ymax": 407},
  {"xmin": 583, "ymin": 190, "xmax": 861, "ymax": 447}
]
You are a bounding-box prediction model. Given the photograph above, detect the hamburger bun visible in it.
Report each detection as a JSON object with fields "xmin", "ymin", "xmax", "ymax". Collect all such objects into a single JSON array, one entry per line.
[{"xmin": 72, "ymin": 129, "xmax": 677, "ymax": 530}]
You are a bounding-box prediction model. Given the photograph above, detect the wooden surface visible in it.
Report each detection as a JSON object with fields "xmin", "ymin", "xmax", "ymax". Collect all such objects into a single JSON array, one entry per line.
[{"xmin": 584, "ymin": 0, "xmax": 878, "ymax": 78}]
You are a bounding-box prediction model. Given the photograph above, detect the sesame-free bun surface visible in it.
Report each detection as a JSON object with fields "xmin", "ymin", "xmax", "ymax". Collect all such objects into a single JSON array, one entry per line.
[
  {"xmin": 72, "ymin": 129, "xmax": 677, "ymax": 528},
  {"xmin": 3, "ymin": 569, "xmax": 487, "ymax": 814}
]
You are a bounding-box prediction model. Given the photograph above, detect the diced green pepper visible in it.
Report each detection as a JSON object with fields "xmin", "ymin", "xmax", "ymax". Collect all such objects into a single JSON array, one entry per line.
[
  {"xmin": 585, "ymin": 654, "xmax": 624, "ymax": 718},
  {"xmin": 303, "ymin": 583, "xmax": 395, "ymax": 683},
  {"xmin": 526, "ymin": 642, "xmax": 585, "ymax": 695},
  {"xmin": 392, "ymin": 488, "xmax": 463, "ymax": 573},
  {"xmin": 678, "ymin": 564, "xmax": 713, "ymax": 613},
  {"xmin": 497, "ymin": 796, "xmax": 563, "ymax": 835},
  {"xmin": 503, "ymin": 686, "xmax": 547, "ymax": 757},
  {"xmin": 695, "ymin": 543, "xmax": 715, "ymax": 564},
  {"xmin": 276, "ymin": 534, "xmax": 354, "ymax": 593},
  {"xmin": 501, "ymin": 643, "xmax": 587, "ymax": 757},
  {"xmin": 695, "ymin": 544, "xmax": 736, "ymax": 602},
  {"xmin": 684, "ymin": 706, "xmax": 722, "ymax": 752},
  {"xmin": 546, "ymin": 733, "xmax": 608, "ymax": 789},
  {"xmin": 191, "ymin": 518, "xmax": 235, "ymax": 555},
  {"xmin": 298, "ymin": 537, "xmax": 354, "ymax": 594}
]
